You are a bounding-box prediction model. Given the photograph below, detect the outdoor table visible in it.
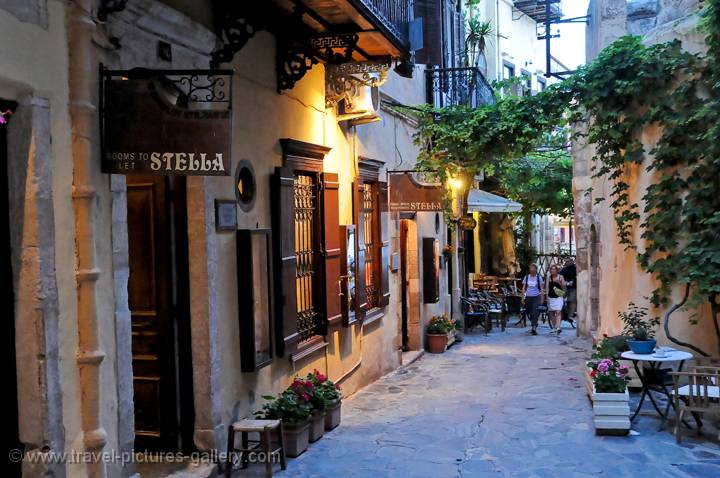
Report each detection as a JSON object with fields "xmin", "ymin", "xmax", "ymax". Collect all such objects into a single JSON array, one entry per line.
[{"xmin": 621, "ymin": 349, "xmax": 693, "ymax": 430}]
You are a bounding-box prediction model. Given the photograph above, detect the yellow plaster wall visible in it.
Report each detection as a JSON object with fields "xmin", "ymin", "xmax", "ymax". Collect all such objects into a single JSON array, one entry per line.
[{"xmin": 213, "ymin": 31, "xmax": 404, "ymax": 426}]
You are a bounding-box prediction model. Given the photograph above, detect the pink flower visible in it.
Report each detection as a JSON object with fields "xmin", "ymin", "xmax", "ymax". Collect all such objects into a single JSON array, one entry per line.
[
  {"xmin": 597, "ymin": 362, "xmax": 610, "ymax": 373},
  {"xmin": 301, "ymin": 393, "xmax": 310, "ymax": 401}
]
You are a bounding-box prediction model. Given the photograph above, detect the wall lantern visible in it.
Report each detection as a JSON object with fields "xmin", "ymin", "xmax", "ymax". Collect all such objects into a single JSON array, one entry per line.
[{"xmin": 326, "ymin": 59, "xmax": 391, "ymax": 125}]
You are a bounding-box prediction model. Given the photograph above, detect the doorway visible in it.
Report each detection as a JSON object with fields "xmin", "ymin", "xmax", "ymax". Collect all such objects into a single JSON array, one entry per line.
[
  {"xmin": 400, "ymin": 220, "xmax": 409, "ymax": 351},
  {"xmin": 1, "ymin": 99, "xmax": 21, "ymax": 478},
  {"xmin": 126, "ymin": 174, "xmax": 194, "ymax": 452},
  {"xmin": 400, "ymin": 219, "xmax": 421, "ymax": 351},
  {"xmin": 589, "ymin": 224, "xmax": 600, "ymax": 332}
]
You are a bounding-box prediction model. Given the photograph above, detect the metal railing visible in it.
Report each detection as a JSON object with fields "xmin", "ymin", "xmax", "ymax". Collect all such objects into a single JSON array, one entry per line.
[
  {"xmin": 350, "ymin": 0, "xmax": 412, "ymax": 48},
  {"xmin": 513, "ymin": 0, "xmax": 562, "ymax": 22},
  {"xmin": 426, "ymin": 67, "xmax": 495, "ymax": 108}
]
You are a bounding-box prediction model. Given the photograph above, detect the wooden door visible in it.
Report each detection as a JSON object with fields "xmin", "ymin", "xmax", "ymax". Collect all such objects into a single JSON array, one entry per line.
[
  {"xmin": 127, "ymin": 174, "xmax": 192, "ymax": 452},
  {"xmin": 400, "ymin": 220, "xmax": 409, "ymax": 351}
]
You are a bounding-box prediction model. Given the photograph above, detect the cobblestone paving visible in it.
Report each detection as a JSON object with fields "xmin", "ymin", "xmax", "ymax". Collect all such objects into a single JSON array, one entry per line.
[{"xmin": 271, "ymin": 325, "xmax": 720, "ymax": 478}]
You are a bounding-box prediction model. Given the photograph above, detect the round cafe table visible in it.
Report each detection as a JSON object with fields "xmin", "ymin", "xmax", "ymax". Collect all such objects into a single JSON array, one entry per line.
[{"xmin": 621, "ymin": 349, "xmax": 694, "ymax": 430}]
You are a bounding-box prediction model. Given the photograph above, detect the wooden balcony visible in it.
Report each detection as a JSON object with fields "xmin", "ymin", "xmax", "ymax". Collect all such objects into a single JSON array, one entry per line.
[{"xmin": 271, "ymin": 0, "xmax": 412, "ymax": 59}]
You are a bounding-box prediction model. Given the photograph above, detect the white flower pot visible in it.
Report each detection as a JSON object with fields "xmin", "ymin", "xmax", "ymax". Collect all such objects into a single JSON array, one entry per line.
[{"xmin": 591, "ymin": 386, "xmax": 630, "ymax": 436}]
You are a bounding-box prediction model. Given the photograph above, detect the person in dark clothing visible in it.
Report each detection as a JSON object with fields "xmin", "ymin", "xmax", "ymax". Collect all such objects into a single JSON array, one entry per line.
[{"xmin": 560, "ymin": 258, "xmax": 577, "ymax": 324}]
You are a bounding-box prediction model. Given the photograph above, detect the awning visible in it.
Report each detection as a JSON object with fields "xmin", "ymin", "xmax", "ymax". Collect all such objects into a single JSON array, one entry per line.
[{"xmin": 467, "ymin": 189, "xmax": 522, "ymax": 213}]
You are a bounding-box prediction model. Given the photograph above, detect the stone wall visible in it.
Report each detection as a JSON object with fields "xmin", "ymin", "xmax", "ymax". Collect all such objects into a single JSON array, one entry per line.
[{"xmin": 575, "ymin": 1, "xmax": 716, "ymax": 354}]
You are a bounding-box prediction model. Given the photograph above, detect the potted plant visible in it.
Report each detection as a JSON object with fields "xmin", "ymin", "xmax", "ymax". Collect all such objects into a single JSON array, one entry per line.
[
  {"xmin": 425, "ymin": 315, "xmax": 456, "ymax": 353},
  {"xmin": 291, "ymin": 376, "xmax": 326, "ymax": 443},
  {"xmin": 619, "ymin": 303, "xmax": 660, "ymax": 354},
  {"xmin": 308, "ymin": 369, "xmax": 342, "ymax": 430},
  {"xmin": 586, "ymin": 357, "xmax": 631, "ymax": 435},
  {"xmin": 442, "ymin": 244, "xmax": 454, "ymax": 261},
  {"xmin": 256, "ymin": 389, "xmax": 312, "ymax": 457},
  {"xmin": 592, "ymin": 334, "xmax": 641, "ymax": 390}
]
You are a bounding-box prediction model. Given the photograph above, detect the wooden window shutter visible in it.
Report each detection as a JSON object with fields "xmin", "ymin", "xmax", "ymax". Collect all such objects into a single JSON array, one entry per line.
[
  {"xmin": 378, "ymin": 181, "xmax": 390, "ymax": 306},
  {"xmin": 321, "ymin": 173, "xmax": 342, "ymax": 329},
  {"xmin": 353, "ymin": 180, "xmax": 367, "ymax": 321},
  {"xmin": 271, "ymin": 166, "xmax": 299, "ymax": 356}
]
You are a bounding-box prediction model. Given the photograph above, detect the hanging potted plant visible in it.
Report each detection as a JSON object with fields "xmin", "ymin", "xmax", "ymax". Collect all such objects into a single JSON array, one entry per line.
[
  {"xmin": 586, "ymin": 357, "xmax": 631, "ymax": 435},
  {"xmin": 256, "ymin": 389, "xmax": 312, "ymax": 457},
  {"xmin": 620, "ymin": 303, "xmax": 660, "ymax": 354},
  {"xmin": 442, "ymin": 244, "xmax": 454, "ymax": 261}
]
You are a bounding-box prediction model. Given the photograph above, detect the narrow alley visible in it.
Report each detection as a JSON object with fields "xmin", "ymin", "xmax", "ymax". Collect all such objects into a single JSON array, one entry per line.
[{"xmin": 274, "ymin": 326, "xmax": 720, "ymax": 478}]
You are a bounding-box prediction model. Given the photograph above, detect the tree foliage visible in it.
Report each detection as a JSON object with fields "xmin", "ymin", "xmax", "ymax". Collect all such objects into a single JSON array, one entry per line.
[{"xmin": 413, "ymin": 1, "xmax": 720, "ymax": 352}]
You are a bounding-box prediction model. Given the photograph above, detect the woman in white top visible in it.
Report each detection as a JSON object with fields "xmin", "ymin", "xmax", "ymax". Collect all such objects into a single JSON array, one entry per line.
[{"xmin": 521, "ymin": 264, "xmax": 544, "ymax": 335}]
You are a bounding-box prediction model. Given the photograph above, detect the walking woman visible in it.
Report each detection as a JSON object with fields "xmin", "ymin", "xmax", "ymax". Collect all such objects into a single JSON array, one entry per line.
[
  {"xmin": 546, "ymin": 265, "xmax": 566, "ymax": 334},
  {"xmin": 521, "ymin": 264, "xmax": 544, "ymax": 335}
]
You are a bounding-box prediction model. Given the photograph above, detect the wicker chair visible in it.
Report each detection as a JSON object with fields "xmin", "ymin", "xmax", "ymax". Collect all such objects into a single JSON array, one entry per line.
[{"xmin": 669, "ymin": 368, "xmax": 720, "ymax": 443}]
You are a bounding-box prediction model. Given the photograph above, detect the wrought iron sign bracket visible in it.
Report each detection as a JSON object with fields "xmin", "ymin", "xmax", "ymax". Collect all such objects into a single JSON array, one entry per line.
[
  {"xmin": 325, "ymin": 58, "xmax": 392, "ymax": 108},
  {"xmin": 276, "ymin": 33, "xmax": 359, "ymax": 93},
  {"xmin": 211, "ymin": 3, "xmax": 269, "ymax": 67}
]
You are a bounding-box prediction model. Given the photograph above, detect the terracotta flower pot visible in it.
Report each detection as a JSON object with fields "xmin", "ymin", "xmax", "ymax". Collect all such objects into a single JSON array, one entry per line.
[
  {"xmin": 426, "ymin": 333, "xmax": 447, "ymax": 354},
  {"xmin": 325, "ymin": 399, "xmax": 341, "ymax": 430},
  {"xmin": 282, "ymin": 419, "xmax": 310, "ymax": 457},
  {"xmin": 309, "ymin": 409, "xmax": 325, "ymax": 442}
]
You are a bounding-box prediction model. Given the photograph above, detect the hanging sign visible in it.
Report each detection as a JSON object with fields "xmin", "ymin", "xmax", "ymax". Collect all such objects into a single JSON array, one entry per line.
[
  {"xmin": 388, "ymin": 171, "xmax": 443, "ymax": 212},
  {"xmin": 101, "ymin": 69, "xmax": 233, "ymax": 176}
]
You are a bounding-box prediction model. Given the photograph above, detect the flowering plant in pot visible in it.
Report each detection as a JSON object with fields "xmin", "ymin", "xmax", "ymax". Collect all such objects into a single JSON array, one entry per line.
[
  {"xmin": 426, "ymin": 315, "xmax": 456, "ymax": 354},
  {"xmin": 619, "ymin": 303, "xmax": 660, "ymax": 354},
  {"xmin": 255, "ymin": 389, "xmax": 312, "ymax": 457},
  {"xmin": 296, "ymin": 374, "xmax": 327, "ymax": 442},
  {"xmin": 586, "ymin": 357, "xmax": 631, "ymax": 435},
  {"xmin": 590, "ymin": 334, "xmax": 640, "ymax": 390},
  {"xmin": 308, "ymin": 369, "xmax": 342, "ymax": 430}
]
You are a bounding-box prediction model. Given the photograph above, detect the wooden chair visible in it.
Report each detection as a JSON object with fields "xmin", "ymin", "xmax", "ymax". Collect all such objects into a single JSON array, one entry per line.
[
  {"xmin": 669, "ymin": 369, "xmax": 720, "ymax": 444},
  {"xmin": 225, "ymin": 419, "xmax": 287, "ymax": 478}
]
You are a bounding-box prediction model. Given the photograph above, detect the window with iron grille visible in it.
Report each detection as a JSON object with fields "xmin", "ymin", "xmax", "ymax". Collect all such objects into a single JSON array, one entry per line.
[
  {"xmin": 294, "ymin": 173, "xmax": 320, "ymax": 342},
  {"xmin": 362, "ymin": 182, "xmax": 378, "ymax": 309}
]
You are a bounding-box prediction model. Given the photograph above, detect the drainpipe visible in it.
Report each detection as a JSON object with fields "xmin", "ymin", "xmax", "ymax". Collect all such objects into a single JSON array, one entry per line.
[
  {"xmin": 496, "ymin": 0, "xmax": 501, "ymax": 81},
  {"xmin": 68, "ymin": 1, "xmax": 107, "ymax": 476}
]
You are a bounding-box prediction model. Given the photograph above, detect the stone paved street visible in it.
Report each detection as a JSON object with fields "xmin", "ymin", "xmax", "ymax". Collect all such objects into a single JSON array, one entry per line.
[{"xmin": 270, "ymin": 325, "xmax": 720, "ymax": 478}]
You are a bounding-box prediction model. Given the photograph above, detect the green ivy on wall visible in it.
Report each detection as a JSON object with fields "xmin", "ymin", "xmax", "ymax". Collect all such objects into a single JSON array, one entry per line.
[{"xmin": 412, "ymin": 1, "xmax": 720, "ymax": 353}]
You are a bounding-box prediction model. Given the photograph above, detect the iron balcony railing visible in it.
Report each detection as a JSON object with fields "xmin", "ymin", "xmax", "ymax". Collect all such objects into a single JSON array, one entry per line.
[
  {"xmin": 349, "ymin": 0, "xmax": 413, "ymax": 50},
  {"xmin": 426, "ymin": 67, "xmax": 495, "ymax": 108},
  {"xmin": 514, "ymin": 0, "xmax": 562, "ymax": 23}
]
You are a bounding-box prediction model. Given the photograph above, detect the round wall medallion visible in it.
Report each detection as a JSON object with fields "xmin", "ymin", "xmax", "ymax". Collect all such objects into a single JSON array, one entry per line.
[{"xmin": 235, "ymin": 159, "xmax": 256, "ymax": 212}]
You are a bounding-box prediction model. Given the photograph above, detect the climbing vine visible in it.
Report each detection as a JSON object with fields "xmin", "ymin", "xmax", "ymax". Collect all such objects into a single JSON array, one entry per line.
[{"xmin": 413, "ymin": 1, "xmax": 720, "ymax": 353}]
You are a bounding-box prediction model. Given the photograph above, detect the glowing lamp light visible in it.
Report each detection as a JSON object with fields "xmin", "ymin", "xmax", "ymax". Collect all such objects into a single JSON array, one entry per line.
[{"xmin": 450, "ymin": 177, "xmax": 464, "ymax": 190}]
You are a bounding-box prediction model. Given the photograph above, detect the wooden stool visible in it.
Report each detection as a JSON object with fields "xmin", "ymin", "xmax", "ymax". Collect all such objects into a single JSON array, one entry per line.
[{"xmin": 225, "ymin": 419, "xmax": 287, "ymax": 478}]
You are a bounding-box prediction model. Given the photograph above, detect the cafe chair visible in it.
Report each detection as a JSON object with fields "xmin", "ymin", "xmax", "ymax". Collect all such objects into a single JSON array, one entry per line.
[{"xmin": 669, "ymin": 369, "xmax": 720, "ymax": 443}]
